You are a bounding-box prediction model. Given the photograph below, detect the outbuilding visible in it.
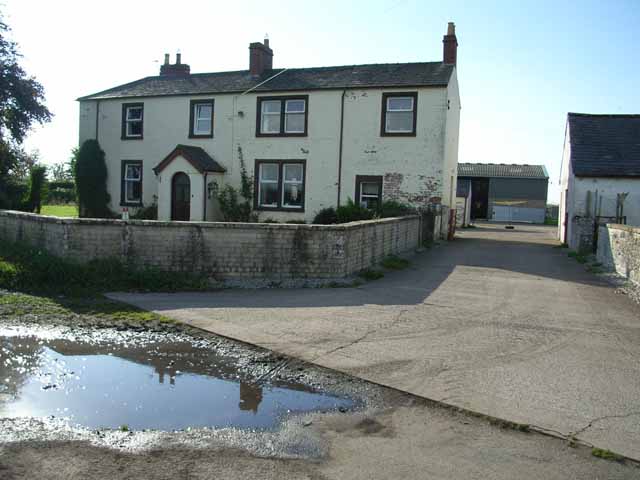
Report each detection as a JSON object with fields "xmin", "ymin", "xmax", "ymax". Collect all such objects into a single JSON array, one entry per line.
[{"xmin": 457, "ymin": 163, "xmax": 549, "ymax": 224}]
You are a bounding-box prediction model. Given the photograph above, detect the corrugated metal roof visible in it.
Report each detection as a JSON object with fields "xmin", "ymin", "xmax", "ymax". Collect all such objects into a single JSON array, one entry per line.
[
  {"xmin": 457, "ymin": 163, "xmax": 548, "ymax": 179},
  {"xmin": 568, "ymin": 113, "xmax": 640, "ymax": 177},
  {"xmin": 78, "ymin": 62, "xmax": 454, "ymax": 101}
]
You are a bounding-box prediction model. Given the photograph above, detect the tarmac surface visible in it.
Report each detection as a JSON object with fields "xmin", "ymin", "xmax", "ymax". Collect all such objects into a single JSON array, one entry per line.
[{"xmin": 112, "ymin": 223, "xmax": 640, "ymax": 460}]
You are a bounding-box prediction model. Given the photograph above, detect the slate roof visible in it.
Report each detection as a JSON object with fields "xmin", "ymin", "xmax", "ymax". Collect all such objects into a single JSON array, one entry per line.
[
  {"xmin": 567, "ymin": 113, "xmax": 640, "ymax": 177},
  {"xmin": 78, "ymin": 62, "xmax": 454, "ymax": 100},
  {"xmin": 458, "ymin": 163, "xmax": 548, "ymax": 179},
  {"xmin": 153, "ymin": 145, "xmax": 226, "ymax": 174}
]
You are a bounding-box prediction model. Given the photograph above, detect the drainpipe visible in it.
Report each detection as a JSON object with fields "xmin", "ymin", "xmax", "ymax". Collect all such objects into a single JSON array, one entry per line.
[
  {"xmin": 95, "ymin": 100, "xmax": 100, "ymax": 140},
  {"xmin": 202, "ymin": 172, "xmax": 208, "ymax": 221},
  {"xmin": 337, "ymin": 90, "xmax": 346, "ymax": 207}
]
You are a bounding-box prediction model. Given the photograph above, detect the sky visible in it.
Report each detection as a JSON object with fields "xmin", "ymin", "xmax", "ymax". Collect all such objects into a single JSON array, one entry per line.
[{"xmin": 2, "ymin": 0, "xmax": 639, "ymax": 203}]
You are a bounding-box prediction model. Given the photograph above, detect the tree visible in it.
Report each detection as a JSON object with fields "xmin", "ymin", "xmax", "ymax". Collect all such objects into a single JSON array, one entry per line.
[
  {"xmin": 26, "ymin": 165, "xmax": 47, "ymax": 213},
  {"xmin": 75, "ymin": 139, "xmax": 111, "ymax": 218},
  {"xmin": 0, "ymin": 13, "xmax": 51, "ymax": 208}
]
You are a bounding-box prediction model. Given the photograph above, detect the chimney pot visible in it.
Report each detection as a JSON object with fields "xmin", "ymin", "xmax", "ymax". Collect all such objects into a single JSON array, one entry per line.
[
  {"xmin": 160, "ymin": 52, "xmax": 190, "ymax": 77},
  {"xmin": 443, "ymin": 22, "xmax": 458, "ymax": 66}
]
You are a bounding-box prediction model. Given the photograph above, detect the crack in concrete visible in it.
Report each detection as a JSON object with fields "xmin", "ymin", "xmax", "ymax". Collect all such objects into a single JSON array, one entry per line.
[
  {"xmin": 570, "ymin": 411, "xmax": 640, "ymax": 438},
  {"xmin": 312, "ymin": 309, "xmax": 410, "ymax": 361}
]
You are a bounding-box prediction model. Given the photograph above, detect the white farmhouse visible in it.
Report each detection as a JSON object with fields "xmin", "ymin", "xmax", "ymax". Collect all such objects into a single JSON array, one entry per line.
[
  {"xmin": 559, "ymin": 113, "xmax": 640, "ymax": 248},
  {"xmin": 77, "ymin": 24, "xmax": 461, "ymax": 225}
]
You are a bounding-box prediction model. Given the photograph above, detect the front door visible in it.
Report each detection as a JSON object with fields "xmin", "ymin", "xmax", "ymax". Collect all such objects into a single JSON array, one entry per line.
[{"xmin": 171, "ymin": 172, "xmax": 191, "ymax": 221}]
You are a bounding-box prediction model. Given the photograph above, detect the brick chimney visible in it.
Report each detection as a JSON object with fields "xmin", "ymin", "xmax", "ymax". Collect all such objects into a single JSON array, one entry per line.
[
  {"xmin": 160, "ymin": 52, "xmax": 191, "ymax": 77},
  {"xmin": 249, "ymin": 38, "xmax": 273, "ymax": 76},
  {"xmin": 443, "ymin": 22, "xmax": 458, "ymax": 65}
]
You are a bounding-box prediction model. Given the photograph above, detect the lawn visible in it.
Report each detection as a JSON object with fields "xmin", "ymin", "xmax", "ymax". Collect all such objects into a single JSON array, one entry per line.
[{"xmin": 41, "ymin": 204, "xmax": 78, "ymax": 217}]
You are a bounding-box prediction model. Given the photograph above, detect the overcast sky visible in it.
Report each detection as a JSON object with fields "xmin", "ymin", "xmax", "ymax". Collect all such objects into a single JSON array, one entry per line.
[{"xmin": 3, "ymin": 0, "xmax": 640, "ymax": 202}]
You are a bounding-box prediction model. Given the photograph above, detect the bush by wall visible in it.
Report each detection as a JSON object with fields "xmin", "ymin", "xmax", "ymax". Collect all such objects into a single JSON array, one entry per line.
[
  {"xmin": 312, "ymin": 207, "xmax": 338, "ymax": 225},
  {"xmin": 26, "ymin": 165, "xmax": 48, "ymax": 213},
  {"xmin": 336, "ymin": 198, "xmax": 375, "ymax": 223},
  {"xmin": 75, "ymin": 139, "xmax": 111, "ymax": 218}
]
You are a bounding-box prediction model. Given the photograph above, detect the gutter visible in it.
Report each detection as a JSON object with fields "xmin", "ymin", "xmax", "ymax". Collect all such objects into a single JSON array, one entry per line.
[{"xmin": 337, "ymin": 90, "xmax": 346, "ymax": 207}]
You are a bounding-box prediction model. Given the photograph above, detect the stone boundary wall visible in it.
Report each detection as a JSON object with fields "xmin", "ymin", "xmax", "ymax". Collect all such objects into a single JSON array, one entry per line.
[
  {"xmin": 597, "ymin": 224, "xmax": 640, "ymax": 286},
  {"xmin": 0, "ymin": 210, "xmax": 421, "ymax": 279}
]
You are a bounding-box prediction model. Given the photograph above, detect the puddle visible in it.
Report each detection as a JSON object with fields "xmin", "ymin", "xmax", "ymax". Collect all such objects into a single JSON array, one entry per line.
[{"xmin": 0, "ymin": 326, "xmax": 353, "ymax": 431}]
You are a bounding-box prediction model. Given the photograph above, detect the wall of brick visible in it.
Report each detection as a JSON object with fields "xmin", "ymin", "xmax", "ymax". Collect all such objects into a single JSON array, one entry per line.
[
  {"xmin": 0, "ymin": 210, "xmax": 420, "ymax": 279},
  {"xmin": 597, "ymin": 224, "xmax": 640, "ymax": 287}
]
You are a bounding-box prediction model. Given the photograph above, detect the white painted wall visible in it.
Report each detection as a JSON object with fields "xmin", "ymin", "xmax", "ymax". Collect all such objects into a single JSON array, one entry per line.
[
  {"xmin": 558, "ymin": 121, "xmax": 640, "ymax": 247},
  {"xmin": 79, "ymin": 79, "xmax": 459, "ymax": 222}
]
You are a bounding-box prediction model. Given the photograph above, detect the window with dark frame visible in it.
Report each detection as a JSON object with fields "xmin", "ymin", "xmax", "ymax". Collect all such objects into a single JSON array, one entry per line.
[
  {"xmin": 355, "ymin": 175, "xmax": 383, "ymax": 210},
  {"xmin": 256, "ymin": 96, "xmax": 308, "ymax": 136},
  {"xmin": 381, "ymin": 92, "xmax": 417, "ymax": 136},
  {"xmin": 121, "ymin": 103, "xmax": 144, "ymax": 139},
  {"xmin": 189, "ymin": 99, "xmax": 214, "ymax": 138},
  {"xmin": 121, "ymin": 160, "xmax": 143, "ymax": 206},
  {"xmin": 255, "ymin": 160, "xmax": 306, "ymax": 211}
]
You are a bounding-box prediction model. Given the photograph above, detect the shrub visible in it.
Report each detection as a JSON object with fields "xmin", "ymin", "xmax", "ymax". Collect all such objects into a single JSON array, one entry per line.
[
  {"xmin": 75, "ymin": 139, "xmax": 111, "ymax": 218},
  {"xmin": 358, "ymin": 268, "xmax": 384, "ymax": 281},
  {"xmin": 217, "ymin": 153, "xmax": 256, "ymax": 222},
  {"xmin": 312, "ymin": 207, "xmax": 338, "ymax": 225},
  {"xmin": 130, "ymin": 203, "xmax": 158, "ymax": 220},
  {"xmin": 26, "ymin": 165, "xmax": 48, "ymax": 213},
  {"xmin": 0, "ymin": 177, "xmax": 29, "ymax": 211},
  {"xmin": 46, "ymin": 180, "xmax": 76, "ymax": 204},
  {"xmin": 336, "ymin": 198, "xmax": 374, "ymax": 223},
  {"xmin": 380, "ymin": 200, "xmax": 416, "ymax": 218},
  {"xmin": 381, "ymin": 255, "xmax": 410, "ymax": 270}
]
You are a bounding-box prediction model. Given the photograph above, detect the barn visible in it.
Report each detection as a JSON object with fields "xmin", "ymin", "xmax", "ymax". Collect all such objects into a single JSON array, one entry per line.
[{"xmin": 457, "ymin": 163, "xmax": 549, "ymax": 224}]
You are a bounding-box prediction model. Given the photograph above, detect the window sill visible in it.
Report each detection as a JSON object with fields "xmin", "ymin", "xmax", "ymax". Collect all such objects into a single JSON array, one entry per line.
[
  {"xmin": 188, "ymin": 133, "xmax": 214, "ymax": 139},
  {"xmin": 120, "ymin": 201, "xmax": 143, "ymax": 207},
  {"xmin": 121, "ymin": 136, "xmax": 144, "ymax": 141},
  {"xmin": 380, "ymin": 131, "xmax": 416, "ymax": 137},
  {"xmin": 256, "ymin": 132, "xmax": 308, "ymax": 138},
  {"xmin": 255, "ymin": 206, "xmax": 305, "ymax": 213}
]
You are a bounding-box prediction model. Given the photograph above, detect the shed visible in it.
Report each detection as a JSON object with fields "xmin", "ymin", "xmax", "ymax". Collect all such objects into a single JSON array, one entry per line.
[{"xmin": 457, "ymin": 163, "xmax": 549, "ymax": 223}]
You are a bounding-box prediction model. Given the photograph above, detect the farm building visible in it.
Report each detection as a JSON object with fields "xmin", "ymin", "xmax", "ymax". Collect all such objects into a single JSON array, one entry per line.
[{"xmin": 457, "ymin": 163, "xmax": 549, "ymax": 224}]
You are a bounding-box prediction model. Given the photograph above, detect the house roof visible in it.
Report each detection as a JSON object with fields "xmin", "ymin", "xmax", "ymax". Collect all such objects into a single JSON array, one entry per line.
[
  {"xmin": 567, "ymin": 113, "xmax": 640, "ymax": 177},
  {"xmin": 458, "ymin": 163, "xmax": 549, "ymax": 179},
  {"xmin": 153, "ymin": 145, "xmax": 226, "ymax": 175},
  {"xmin": 77, "ymin": 62, "xmax": 454, "ymax": 101}
]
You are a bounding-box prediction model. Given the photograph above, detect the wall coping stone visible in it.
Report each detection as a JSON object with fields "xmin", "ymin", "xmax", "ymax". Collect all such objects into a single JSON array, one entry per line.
[
  {"xmin": 605, "ymin": 223, "xmax": 640, "ymax": 234},
  {"xmin": 0, "ymin": 209, "xmax": 418, "ymax": 231}
]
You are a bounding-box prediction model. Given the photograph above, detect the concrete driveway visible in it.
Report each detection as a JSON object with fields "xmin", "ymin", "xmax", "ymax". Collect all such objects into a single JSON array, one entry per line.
[{"xmin": 111, "ymin": 223, "xmax": 640, "ymax": 459}]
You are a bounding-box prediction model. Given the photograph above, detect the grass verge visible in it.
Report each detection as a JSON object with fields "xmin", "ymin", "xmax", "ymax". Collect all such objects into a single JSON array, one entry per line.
[{"xmin": 40, "ymin": 204, "xmax": 79, "ymax": 217}]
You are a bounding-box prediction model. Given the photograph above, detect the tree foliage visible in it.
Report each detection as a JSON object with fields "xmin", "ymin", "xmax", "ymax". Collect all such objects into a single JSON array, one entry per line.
[
  {"xmin": 75, "ymin": 139, "xmax": 111, "ymax": 218},
  {"xmin": 0, "ymin": 14, "xmax": 51, "ymax": 209}
]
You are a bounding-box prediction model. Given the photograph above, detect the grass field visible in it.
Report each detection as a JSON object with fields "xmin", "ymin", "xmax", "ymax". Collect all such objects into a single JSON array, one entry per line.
[{"xmin": 41, "ymin": 204, "xmax": 78, "ymax": 217}]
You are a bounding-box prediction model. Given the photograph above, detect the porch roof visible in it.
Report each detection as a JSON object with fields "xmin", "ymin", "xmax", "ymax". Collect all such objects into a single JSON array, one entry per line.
[{"xmin": 153, "ymin": 145, "xmax": 226, "ymax": 175}]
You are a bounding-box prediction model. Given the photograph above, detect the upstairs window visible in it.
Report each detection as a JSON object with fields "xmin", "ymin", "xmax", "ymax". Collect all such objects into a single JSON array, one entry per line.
[
  {"xmin": 189, "ymin": 99, "xmax": 214, "ymax": 138},
  {"xmin": 381, "ymin": 92, "xmax": 417, "ymax": 136},
  {"xmin": 255, "ymin": 160, "xmax": 306, "ymax": 211},
  {"xmin": 121, "ymin": 160, "xmax": 143, "ymax": 205},
  {"xmin": 257, "ymin": 96, "xmax": 308, "ymax": 136},
  {"xmin": 122, "ymin": 103, "xmax": 144, "ymax": 139}
]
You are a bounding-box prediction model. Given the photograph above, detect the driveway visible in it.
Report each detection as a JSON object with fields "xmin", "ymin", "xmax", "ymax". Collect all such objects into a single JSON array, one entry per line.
[{"xmin": 111, "ymin": 223, "xmax": 640, "ymax": 459}]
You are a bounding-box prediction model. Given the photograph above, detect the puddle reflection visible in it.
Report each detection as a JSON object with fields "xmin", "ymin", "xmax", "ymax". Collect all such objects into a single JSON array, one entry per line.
[{"xmin": 0, "ymin": 332, "xmax": 352, "ymax": 431}]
